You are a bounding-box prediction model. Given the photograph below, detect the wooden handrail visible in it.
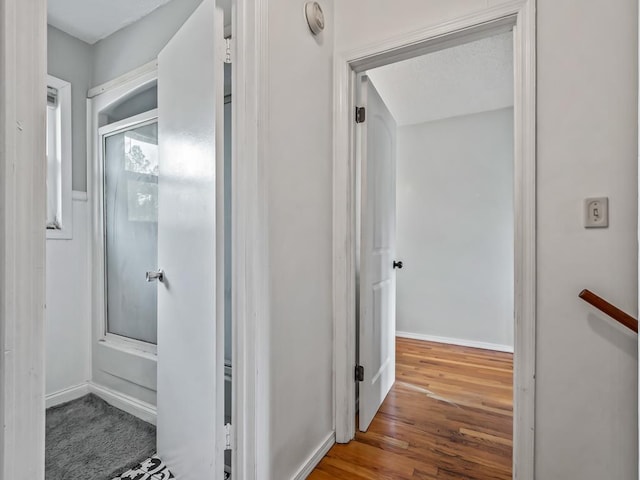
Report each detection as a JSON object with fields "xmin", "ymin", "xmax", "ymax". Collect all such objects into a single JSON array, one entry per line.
[{"xmin": 579, "ymin": 289, "xmax": 638, "ymax": 333}]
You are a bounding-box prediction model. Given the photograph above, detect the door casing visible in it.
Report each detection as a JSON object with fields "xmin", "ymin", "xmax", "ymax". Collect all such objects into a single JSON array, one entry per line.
[
  {"xmin": 0, "ymin": 0, "xmax": 47, "ymax": 477},
  {"xmin": 332, "ymin": 2, "xmax": 537, "ymax": 479}
]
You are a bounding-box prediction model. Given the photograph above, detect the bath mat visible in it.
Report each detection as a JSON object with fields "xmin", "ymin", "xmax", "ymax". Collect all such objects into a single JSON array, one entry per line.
[{"xmin": 46, "ymin": 394, "xmax": 156, "ymax": 480}]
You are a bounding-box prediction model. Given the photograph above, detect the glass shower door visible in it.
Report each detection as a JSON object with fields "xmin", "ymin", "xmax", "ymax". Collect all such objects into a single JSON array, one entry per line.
[{"xmin": 102, "ymin": 113, "xmax": 159, "ymax": 347}]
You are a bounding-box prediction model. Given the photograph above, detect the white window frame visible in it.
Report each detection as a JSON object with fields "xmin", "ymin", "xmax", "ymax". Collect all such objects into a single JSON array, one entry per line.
[{"xmin": 46, "ymin": 74, "xmax": 73, "ymax": 240}]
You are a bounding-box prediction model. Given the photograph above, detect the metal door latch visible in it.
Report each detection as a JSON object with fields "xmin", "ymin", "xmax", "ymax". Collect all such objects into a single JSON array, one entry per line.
[{"xmin": 146, "ymin": 269, "xmax": 165, "ymax": 282}]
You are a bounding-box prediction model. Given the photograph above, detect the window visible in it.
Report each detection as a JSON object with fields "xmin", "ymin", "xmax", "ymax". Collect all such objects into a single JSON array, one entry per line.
[{"xmin": 46, "ymin": 75, "xmax": 72, "ymax": 239}]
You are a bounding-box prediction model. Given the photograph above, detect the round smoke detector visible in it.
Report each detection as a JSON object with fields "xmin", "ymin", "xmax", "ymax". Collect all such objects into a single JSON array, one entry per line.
[{"xmin": 305, "ymin": 2, "xmax": 325, "ymax": 36}]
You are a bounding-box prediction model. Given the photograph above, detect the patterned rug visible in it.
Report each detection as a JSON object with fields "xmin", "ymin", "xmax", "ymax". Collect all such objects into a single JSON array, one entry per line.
[
  {"xmin": 112, "ymin": 455, "xmax": 173, "ymax": 480},
  {"xmin": 112, "ymin": 455, "xmax": 230, "ymax": 480}
]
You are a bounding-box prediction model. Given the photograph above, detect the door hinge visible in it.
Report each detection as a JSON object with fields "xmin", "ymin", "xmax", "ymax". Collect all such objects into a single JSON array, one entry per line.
[
  {"xmin": 355, "ymin": 365, "xmax": 364, "ymax": 382},
  {"xmin": 224, "ymin": 37, "xmax": 232, "ymax": 64},
  {"xmin": 355, "ymin": 106, "xmax": 366, "ymax": 124},
  {"xmin": 224, "ymin": 423, "xmax": 233, "ymax": 451}
]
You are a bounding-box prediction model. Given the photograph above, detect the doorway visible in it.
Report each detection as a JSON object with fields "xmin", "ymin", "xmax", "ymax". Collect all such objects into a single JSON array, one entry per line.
[
  {"xmin": 42, "ymin": 0, "xmax": 235, "ymax": 479},
  {"xmin": 357, "ymin": 27, "xmax": 515, "ymax": 437},
  {"xmin": 331, "ymin": 3, "xmax": 536, "ymax": 478}
]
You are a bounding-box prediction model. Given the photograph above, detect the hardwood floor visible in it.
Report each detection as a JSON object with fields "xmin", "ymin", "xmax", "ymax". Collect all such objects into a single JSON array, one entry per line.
[{"xmin": 309, "ymin": 338, "xmax": 513, "ymax": 480}]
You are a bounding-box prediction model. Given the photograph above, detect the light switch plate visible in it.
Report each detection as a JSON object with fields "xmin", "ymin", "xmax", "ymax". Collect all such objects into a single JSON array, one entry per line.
[{"xmin": 584, "ymin": 197, "xmax": 608, "ymax": 228}]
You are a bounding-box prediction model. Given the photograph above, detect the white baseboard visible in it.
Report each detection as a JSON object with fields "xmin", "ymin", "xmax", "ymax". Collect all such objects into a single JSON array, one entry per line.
[
  {"xmin": 89, "ymin": 382, "xmax": 157, "ymax": 425},
  {"xmin": 46, "ymin": 383, "xmax": 91, "ymax": 408},
  {"xmin": 396, "ymin": 331, "xmax": 514, "ymax": 353},
  {"xmin": 291, "ymin": 432, "xmax": 335, "ymax": 480}
]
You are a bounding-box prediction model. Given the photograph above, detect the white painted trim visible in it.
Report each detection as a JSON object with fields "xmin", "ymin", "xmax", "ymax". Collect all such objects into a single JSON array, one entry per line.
[
  {"xmin": 512, "ymin": 4, "xmax": 537, "ymax": 479},
  {"xmin": 0, "ymin": 0, "xmax": 47, "ymax": 477},
  {"xmin": 45, "ymin": 383, "xmax": 91, "ymax": 408},
  {"xmin": 46, "ymin": 382, "xmax": 157, "ymax": 425},
  {"xmin": 215, "ymin": 7, "xmax": 227, "ymax": 474},
  {"xmin": 98, "ymin": 338, "xmax": 158, "ymax": 360},
  {"xmin": 89, "ymin": 382, "xmax": 157, "ymax": 425},
  {"xmin": 87, "ymin": 60, "xmax": 158, "ymax": 99},
  {"xmin": 72, "ymin": 190, "xmax": 88, "ymax": 202},
  {"xmin": 332, "ymin": 3, "xmax": 536, "ymax": 480},
  {"xmin": 291, "ymin": 433, "xmax": 335, "ymax": 480},
  {"xmin": 232, "ymin": 0, "xmax": 269, "ymax": 478},
  {"xmin": 46, "ymin": 74, "xmax": 73, "ymax": 240},
  {"xmin": 98, "ymin": 108, "xmax": 158, "ymax": 137},
  {"xmin": 396, "ymin": 331, "xmax": 514, "ymax": 354}
]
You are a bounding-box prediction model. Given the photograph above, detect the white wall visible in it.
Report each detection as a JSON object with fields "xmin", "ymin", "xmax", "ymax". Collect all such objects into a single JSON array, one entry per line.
[
  {"xmin": 48, "ymin": 0, "xmax": 203, "ymax": 189},
  {"xmin": 47, "ymin": 25, "xmax": 92, "ymax": 192},
  {"xmin": 335, "ymin": 1, "xmax": 638, "ymax": 478},
  {"xmin": 536, "ymin": 1, "xmax": 637, "ymax": 477},
  {"xmin": 46, "ymin": 27, "xmax": 93, "ymax": 398},
  {"xmin": 396, "ymin": 108, "xmax": 514, "ymax": 350},
  {"xmin": 92, "ymin": 0, "xmax": 202, "ymax": 86},
  {"xmin": 264, "ymin": 0, "xmax": 335, "ymax": 477},
  {"xmin": 45, "ymin": 198, "xmax": 91, "ymax": 396}
]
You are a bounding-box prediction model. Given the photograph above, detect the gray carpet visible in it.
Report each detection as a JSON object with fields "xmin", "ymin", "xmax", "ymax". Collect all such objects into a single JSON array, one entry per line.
[{"xmin": 46, "ymin": 394, "xmax": 156, "ymax": 480}]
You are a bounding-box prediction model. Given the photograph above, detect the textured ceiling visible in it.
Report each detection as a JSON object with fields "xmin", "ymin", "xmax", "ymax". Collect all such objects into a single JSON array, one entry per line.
[{"xmin": 367, "ymin": 32, "xmax": 514, "ymax": 126}]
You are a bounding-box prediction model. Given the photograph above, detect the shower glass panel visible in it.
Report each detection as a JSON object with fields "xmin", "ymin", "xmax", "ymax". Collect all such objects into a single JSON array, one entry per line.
[{"xmin": 103, "ymin": 118, "xmax": 158, "ymax": 345}]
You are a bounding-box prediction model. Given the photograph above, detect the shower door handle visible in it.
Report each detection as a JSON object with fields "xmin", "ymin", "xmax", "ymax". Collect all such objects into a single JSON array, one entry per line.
[{"xmin": 146, "ymin": 269, "xmax": 165, "ymax": 283}]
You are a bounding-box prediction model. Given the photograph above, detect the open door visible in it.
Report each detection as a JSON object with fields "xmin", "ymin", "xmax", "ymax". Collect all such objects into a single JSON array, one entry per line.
[
  {"xmin": 358, "ymin": 76, "xmax": 397, "ymax": 432},
  {"xmin": 156, "ymin": 0, "xmax": 226, "ymax": 478}
]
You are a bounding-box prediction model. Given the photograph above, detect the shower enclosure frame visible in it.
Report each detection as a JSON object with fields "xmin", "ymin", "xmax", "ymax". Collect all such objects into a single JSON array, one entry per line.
[
  {"xmin": 97, "ymin": 109, "xmax": 159, "ymax": 356},
  {"xmin": 88, "ymin": 66, "xmax": 162, "ymax": 415}
]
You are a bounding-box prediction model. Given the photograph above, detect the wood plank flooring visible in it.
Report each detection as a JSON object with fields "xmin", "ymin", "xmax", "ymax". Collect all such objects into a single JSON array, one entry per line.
[{"xmin": 309, "ymin": 338, "xmax": 513, "ymax": 479}]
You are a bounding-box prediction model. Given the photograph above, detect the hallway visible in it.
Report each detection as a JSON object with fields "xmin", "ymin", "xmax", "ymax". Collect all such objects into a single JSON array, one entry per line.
[{"xmin": 310, "ymin": 338, "xmax": 513, "ymax": 479}]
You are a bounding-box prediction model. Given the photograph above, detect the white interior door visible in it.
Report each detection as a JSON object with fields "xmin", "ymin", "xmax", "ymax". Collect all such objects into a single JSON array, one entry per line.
[
  {"xmin": 359, "ymin": 76, "xmax": 397, "ymax": 432},
  {"xmin": 156, "ymin": 0, "xmax": 225, "ymax": 477}
]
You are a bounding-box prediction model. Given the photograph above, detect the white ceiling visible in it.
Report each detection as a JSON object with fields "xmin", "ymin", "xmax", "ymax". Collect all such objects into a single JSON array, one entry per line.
[
  {"xmin": 367, "ymin": 32, "xmax": 514, "ymax": 126},
  {"xmin": 48, "ymin": 0, "xmax": 174, "ymax": 44}
]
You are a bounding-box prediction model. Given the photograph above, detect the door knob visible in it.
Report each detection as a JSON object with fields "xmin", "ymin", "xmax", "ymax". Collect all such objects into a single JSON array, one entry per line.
[
  {"xmin": 146, "ymin": 269, "xmax": 165, "ymax": 282},
  {"xmin": 393, "ymin": 261, "xmax": 403, "ymax": 269}
]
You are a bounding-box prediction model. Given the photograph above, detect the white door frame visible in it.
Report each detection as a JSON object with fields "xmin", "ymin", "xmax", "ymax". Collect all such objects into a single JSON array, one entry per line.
[
  {"xmin": 332, "ymin": 1, "xmax": 537, "ymax": 479},
  {"xmin": 230, "ymin": 0, "xmax": 268, "ymax": 478},
  {"xmin": 0, "ymin": 0, "xmax": 47, "ymax": 478}
]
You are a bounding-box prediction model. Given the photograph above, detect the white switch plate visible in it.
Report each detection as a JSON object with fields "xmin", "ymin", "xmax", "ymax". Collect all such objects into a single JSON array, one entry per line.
[{"xmin": 584, "ymin": 197, "xmax": 608, "ymax": 228}]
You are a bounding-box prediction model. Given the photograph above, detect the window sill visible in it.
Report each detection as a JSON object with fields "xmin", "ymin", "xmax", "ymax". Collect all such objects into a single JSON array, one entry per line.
[{"xmin": 45, "ymin": 190, "xmax": 87, "ymax": 240}]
